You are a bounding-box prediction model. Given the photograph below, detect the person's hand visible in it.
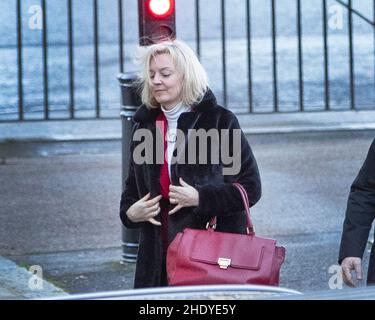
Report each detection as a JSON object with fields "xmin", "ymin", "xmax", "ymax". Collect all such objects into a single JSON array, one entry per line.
[
  {"xmin": 168, "ymin": 177, "xmax": 199, "ymax": 215},
  {"xmin": 341, "ymin": 257, "xmax": 363, "ymax": 287},
  {"xmin": 126, "ymin": 193, "xmax": 162, "ymax": 226}
]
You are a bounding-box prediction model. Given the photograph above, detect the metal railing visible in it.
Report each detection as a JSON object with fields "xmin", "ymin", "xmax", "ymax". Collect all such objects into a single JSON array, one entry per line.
[
  {"xmin": 1, "ymin": 0, "xmax": 374, "ymax": 122},
  {"xmin": 14, "ymin": 0, "xmax": 108, "ymax": 121}
]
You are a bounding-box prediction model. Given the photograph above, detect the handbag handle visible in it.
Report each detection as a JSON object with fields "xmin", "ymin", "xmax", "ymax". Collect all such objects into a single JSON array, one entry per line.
[{"xmin": 208, "ymin": 183, "xmax": 255, "ymax": 235}]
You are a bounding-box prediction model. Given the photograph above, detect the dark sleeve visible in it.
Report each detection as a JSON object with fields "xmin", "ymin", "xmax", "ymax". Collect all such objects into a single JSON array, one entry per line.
[
  {"xmin": 193, "ymin": 110, "xmax": 261, "ymax": 216},
  {"xmin": 339, "ymin": 138, "xmax": 375, "ymax": 263},
  {"xmin": 119, "ymin": 124, "xmax": 146, "ymax": 229}
]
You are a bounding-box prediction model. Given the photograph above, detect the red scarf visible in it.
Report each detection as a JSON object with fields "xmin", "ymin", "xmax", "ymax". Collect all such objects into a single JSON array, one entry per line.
[
  {"xmin": 156, "ymin": 112, "xmax": 170, "ymax": 254},
  {"xmin": 156, "ymin": 112, "xmax": 170, "ymax": 199}
]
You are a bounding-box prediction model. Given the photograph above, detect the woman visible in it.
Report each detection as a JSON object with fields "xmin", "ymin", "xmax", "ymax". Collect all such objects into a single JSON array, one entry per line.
[{"xmin": 120, "ymin": 39, "xmax": 261, "ymax": 288}]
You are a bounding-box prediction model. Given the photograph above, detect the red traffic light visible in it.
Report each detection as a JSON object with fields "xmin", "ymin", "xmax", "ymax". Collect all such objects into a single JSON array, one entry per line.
[
  {"xmin": 138, "ymin": 0, "xmax": 176, "ymax": 46},
  {"xmin": 148, "ymin": 0, "xmax": 174, "ymax": 19}
]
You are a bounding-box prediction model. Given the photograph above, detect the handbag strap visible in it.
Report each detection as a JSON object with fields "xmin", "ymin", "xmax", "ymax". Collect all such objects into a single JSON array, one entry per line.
[{"xmin": 208, "ymin": 183, "xmax": 255, "ymax": 235}]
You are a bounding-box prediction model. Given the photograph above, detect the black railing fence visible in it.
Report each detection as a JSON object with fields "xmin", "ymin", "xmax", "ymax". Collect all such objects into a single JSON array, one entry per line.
[{"xmin": 0, "ymin": 0, "xmax": 374, "ymax": 122}]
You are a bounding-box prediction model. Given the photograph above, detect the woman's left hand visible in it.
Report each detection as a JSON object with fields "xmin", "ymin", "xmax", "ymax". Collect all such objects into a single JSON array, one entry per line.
[{"xmin": 168, "ymin": 177, "xmax": 199, "ymax": 215}]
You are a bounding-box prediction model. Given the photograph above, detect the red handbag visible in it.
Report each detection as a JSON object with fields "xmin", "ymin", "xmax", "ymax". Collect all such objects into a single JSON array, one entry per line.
[{"xmin": 166, "ymin": 183, "xmax": 286, "ymax": 286}]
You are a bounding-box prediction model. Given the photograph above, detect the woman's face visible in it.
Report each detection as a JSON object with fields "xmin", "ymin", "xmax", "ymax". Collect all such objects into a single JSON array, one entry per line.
[{"xmin": 149, "ymin": 53, "xmax": 183, "ymax": 109}]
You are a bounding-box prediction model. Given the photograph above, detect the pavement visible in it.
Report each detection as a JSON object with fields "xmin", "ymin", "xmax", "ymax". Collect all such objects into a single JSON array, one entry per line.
[
  {"xmin": 0, "ymin": 256, "xmax": 67, "ymax": 299},
  {"xmin": 1, "ymin": 110, "xmax": 375, "ymax": 300}
]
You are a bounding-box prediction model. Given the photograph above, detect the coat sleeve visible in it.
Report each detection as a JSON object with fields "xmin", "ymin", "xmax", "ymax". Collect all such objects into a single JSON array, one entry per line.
[
  {"xmin": 193, "ymin": 110, "xmax": 261, "ymax": 216},
  {"xmin": 339, "ymin": 138, "xmax": 375, "ymax": 263},
  {"xmin": 119, "ymin": 124, "xmax": 146, "ymax": 229}
]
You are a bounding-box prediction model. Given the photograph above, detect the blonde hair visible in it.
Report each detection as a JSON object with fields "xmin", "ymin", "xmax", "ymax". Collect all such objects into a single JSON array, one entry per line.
[{"xmin": 138, "ymin": 40, "xmax": 209, "ymax": 109}]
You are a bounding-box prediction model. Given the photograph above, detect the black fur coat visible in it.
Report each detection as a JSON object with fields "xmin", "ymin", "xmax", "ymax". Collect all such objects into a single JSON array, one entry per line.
[{"xmin": 120, "ymin": 90, "xmax": 261, "ymax": 288}]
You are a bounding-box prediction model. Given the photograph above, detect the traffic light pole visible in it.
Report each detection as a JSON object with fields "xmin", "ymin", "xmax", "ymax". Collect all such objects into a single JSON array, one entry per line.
[
  {"xmin": 118, "ymin": 72, "xmax": 141, "ymax": 263},
  {"xmin": 118, "ymin": 0, "xmax": 176, "ymax": 263}
]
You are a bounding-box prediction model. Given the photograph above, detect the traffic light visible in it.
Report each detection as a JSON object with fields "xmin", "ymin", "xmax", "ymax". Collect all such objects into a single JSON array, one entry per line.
[{"xmin": 138, "ymin": 0, "xmax": 176, "ymax": 46}]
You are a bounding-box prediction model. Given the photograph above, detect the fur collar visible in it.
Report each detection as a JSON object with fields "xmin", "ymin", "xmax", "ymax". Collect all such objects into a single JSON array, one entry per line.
[{"xmin": 133, "ymin": 89, "xmax": 217, "ymax": 124}]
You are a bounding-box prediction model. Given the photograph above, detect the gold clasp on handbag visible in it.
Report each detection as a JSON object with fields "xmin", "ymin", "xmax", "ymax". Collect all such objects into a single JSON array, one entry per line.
[{"xmin": 218, "ymin": 258, "xmax": 231, "ymax": 269}]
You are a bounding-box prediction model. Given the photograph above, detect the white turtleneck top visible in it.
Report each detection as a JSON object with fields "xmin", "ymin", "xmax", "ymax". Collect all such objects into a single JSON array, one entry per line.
[{"xmin": 161, "ymin": 102, "xmax": 191, "ymax": 178}]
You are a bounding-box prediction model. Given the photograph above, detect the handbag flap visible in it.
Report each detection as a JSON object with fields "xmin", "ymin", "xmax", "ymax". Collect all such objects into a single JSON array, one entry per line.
[{"xmin": 189, "ymin": 230, "xmax": 270, "ymax": 270}]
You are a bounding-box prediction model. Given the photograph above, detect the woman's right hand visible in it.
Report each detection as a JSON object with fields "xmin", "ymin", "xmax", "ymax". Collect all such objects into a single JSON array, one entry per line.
[
  {"xmin": 341, "ymin": 257, "xmax": 363, "ymax": 287},
  {"xmin": 126, "ymin": 193, "xmax": 163, "ymax": 226}
]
